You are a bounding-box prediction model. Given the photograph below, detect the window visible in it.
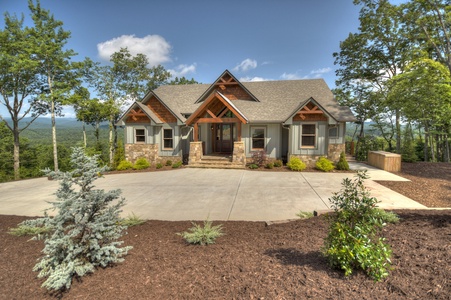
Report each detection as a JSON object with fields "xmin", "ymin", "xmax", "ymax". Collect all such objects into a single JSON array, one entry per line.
[
  {"xmin": 251, "ymin": 127, "xmax": 265, "ymax": 149},
  {"xmin": 163, "ymin": 128, "xmax": 173, "ymax": 149},
  {"xmin": 301, "ymin": 124, "xmax": 316, "ymax": 148},
  {"xmin": 329, "ymin": 126, "xmax": 338, "ymax": 138},
  {"xmin": 135, "ymin": 129, "xmax": 145, "ymax": 143}
]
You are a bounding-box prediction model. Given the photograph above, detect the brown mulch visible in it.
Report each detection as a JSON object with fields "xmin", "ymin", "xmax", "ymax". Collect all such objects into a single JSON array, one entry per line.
[
  {"xmin": 376, "ymin": 162, "xmax": 451, "ymax": 208},
  {"xmin": 1, "ymin": 162, "xmax": 450, "ymax": 299}
]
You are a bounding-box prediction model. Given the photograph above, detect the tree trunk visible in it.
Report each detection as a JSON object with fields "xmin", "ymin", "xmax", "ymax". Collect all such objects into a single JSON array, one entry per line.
[
  {"xmin": 424, "ymin": 122, "xmax": 429, "ymax": 162},
  {"xmin": 13, "ymin": 125, "xmax": 20, "ymax": 180},
  {"xmin": 51, "ymin": 98, "xmax": 59, "ymax": 172},
  {"xmin": 396, "ymin": 109, "xmax": 401, "ymax": 153},
  {"xmin": 82, "ymin": 121, "xmax": 87, "ymax": 148},
  {"xmin": 95, "ymin": 122, "xmax": 100, "ymax": 143},
  {"xmin": 445, "ymin": 133, "xmax": 450, "ymax": 163},
  {"xmin": 109, "ymin": 115, "xmax": 114, "ymax": 166}
]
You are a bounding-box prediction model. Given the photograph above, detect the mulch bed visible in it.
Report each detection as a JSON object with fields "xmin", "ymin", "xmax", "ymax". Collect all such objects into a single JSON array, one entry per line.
[{"xmin": 1, "ymin": 162, "xmax": 450, "ymax": 299}]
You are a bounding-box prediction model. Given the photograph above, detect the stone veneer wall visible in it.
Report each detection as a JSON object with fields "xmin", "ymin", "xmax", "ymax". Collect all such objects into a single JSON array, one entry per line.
[
  {"xmin": 188, "ymin": 141, "xmax": 203, "ymax": 164},
  {"xmin": 328, "ymin": 143, "xmax": 346, "ymax": 162},
  {"xmin": 232, "ymin": 141, "xmax": 246, "ymax": 167},
  {"xmin": 125, "ymin": 144, "xmax": 159, "ymax": 165}
]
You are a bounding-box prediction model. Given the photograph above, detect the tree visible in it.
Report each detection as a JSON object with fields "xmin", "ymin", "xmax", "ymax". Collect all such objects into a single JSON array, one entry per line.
[
  {"xmin": 85, "ymin": 48, "xmax": 171, "ymax": 165},
  {"xmin": 169, "ymin": 76, "xmax": 199, "ymax": 85},
  {"xmin": 0, "ymin": 10, "xmax": 48, "ymax": 180},
  {"xmin": 29, "ymin": 0, "xmax": 81, "ymax": 172},
  {"xmin": 18, "ymin": 147, "xmax": 132, "ymax": 291}
]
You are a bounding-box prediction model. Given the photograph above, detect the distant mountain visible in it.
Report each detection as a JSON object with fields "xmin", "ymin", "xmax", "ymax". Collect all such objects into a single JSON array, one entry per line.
[{"xmin": 2, "ymin": 117, "xmax": 109, "ymax": 129}]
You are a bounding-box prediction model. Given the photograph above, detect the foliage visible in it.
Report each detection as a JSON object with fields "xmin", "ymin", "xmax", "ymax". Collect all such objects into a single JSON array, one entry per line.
[
  {"xmin": 265, "ymin": 162, "xmax": 274, "ymax": 169},
  {"xmin": 287, "ymin": 156, "xmax": 306, "ymax": 171},
  {"xmin": 315, "ymin": 157, "xmax": 335, "ymax": 172},
  {"xmin": 372, "ymin": 208, "xmax": 400, "ymax": 224},
  {"xmin": 336, "ymin": 152, "xmax": 350, "ymax": 171},
  {"xmin": 18, "ymin": 147, "xmax": 132, "ymax": 291},
  {"xmin": 168, "ymin": 76, "xmax": 199, "ymax": 85},
  {"xmin": 172, "ymin": 161, "xmax": 183, "ymax": 168},
  {"xmin": 401, "ymin": 125, "xmax": 418, "ymax": 162},
  {"xmin": 323, "ymin": 171, "xmax": 392, "ymax": 281},
  {"xmin": 355, "ymin": 136, "xmax": 386, "ymax": 161},
  {"xmin": 251, "ymin": 150, "xmax": 268, "ymax": 167},
  {"xmin": 248, "ymin": 163, "xmax": 259, "ymax": 169},
  {"xmin": 165, "ymin": 160, "xmax": 172, "ymax": 166},
  {"xmin": 273, "ymin": 159, "xmax": 283, "ymax": 168},
  {"xmin": 156, "ymin": 163, "xmax": 163, "ymax": 169},
  {"xmin": 8, "ymin": 221, "xmax": 51, "ymax": 239},
  {"xmin": 133, "ymin": 157, "xmax": 150, "ymax": 170},
  {"xmin": 296, "ymin": 211, "xmax": 314, "ymax": 219},
  {"xmin": 177, "ymin": 220, "xmax": 224, "ymax": 246},
  {"xmin": 119, "ymin": 213, "xmax": 146, "ymax": 227},
  {"xmin": 117, "ymin": 160, "xmax": 133, "ymax": 171}
]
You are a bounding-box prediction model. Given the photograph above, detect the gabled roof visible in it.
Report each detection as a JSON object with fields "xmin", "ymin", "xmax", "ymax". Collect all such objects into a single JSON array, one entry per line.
[
  {"xmin": 121, "ymin": 70, "xmax": 356, "ymax": 125},
  {"xmin": 116, "ymin": 101, "xmax": 163, "ymax": 125},
  {"xmin": 284, "ymin": 97, "xmax": 335, "ymax": 124}
]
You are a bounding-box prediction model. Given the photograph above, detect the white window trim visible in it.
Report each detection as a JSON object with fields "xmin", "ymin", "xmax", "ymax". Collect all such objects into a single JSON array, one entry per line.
[
  {"xmin": 300, "ymin": 123, "xmax": 317, "ymax": 149},
  {"xmin": 135, "ymin": 128, "xmax": 146, "ymax": 143},
  {"xmin": 251, "ymin": 126, "xmax": 266, "ymax": 150},
  {"xmin": 162, "ymin": 128, "xmax": 174, "ymax": 150}
]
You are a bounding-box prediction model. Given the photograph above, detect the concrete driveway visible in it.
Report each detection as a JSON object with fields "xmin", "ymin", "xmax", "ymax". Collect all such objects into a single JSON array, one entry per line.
[{"xmin": 0, "ymin": 164, "xmax": 426, "ymax": 221}]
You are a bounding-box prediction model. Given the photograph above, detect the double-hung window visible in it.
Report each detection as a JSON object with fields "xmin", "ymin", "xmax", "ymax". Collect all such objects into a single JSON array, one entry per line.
[
  {"xmin": 135, "ymin": 129, "xmax": 145, "ymax": 143},
  {"xmin": 301, "ymin": 124, "xmax": 316, "ymax": 148},
  {"xmin": 163, "ymin": 128, "xmax": 173, "ymax": 149},
  {"xmin": 251, "ymin": 127, "xmax": 266, "ymax": 150}
]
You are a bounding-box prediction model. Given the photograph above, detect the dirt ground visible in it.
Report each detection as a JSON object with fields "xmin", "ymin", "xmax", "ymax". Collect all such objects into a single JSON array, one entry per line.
[{"xmin": 1, "ymin": 162, "xmax": 450, "ymax": 299}]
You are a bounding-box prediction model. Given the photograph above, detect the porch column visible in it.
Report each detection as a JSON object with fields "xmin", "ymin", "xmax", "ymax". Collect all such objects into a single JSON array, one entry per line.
[
  {"xmin": 193, "ymin": 123, "xmax": 199, "ymax": 142},
  {"xmin": 188, "ymin": 141, "xmax": 203, "ymax": 164},
  {"xmin": 237, "ymin": 122, "xmax": 241, "ymax": 141}
]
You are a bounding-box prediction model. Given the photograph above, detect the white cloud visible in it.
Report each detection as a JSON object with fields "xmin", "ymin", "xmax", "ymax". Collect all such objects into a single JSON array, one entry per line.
[
  {"xmin": 240, "ymin": 76, "xmax": 271, "ymax": 82},
  {"xmin": 280, "ymin": 72, "xmax": 302, "ymax": 80},
  {"xmin": 168, "ymin": 63, "xmax": 197, "ymax": 78},
  {"xmin": 232, "ymin": 58, "xmax": 258, "ymax": 72},
  {"xmin": 97, "ymin": 34, "xmax": 172, "ymax": 66},
  {"xmin": 310, "ymin": 67, "xmax": 332, "ymax": 78}
]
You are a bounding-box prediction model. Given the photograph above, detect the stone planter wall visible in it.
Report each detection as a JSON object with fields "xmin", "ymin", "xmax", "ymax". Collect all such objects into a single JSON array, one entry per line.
[
  {"xmin": 232, "ymin": 141, "xmax": 246, "ymax": 167},
  {"xmin": 125, "ymin": 143, "xmax": 159, "ymax": 165},
  {"xmin": 188, "ymin": 141, "xmax": 203, "ymax": 164}
]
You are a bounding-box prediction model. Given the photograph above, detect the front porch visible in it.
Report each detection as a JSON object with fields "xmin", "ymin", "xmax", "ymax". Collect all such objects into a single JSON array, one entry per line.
[{"xmin": 188, "ymin": 141, "xmax": 246, "ymax": 169}]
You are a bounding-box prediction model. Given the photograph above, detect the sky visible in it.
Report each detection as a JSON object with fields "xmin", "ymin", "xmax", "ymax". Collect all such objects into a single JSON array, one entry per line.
[{"xmin": 0, "ymin": 0, "xmax": 400, "ymax": 117}]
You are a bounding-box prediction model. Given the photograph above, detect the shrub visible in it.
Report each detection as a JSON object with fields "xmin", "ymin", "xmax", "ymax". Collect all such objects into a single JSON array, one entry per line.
[
  {"xmin": 296, "ymin": 211, "xmax": 314, "ymax": 219},
  {"xmin": 336, "ymin": 152, "xmax": 350, "ymax": 171},
  {"xmin": 177, "ymin": 220, "xmax": 224, "ymax": 245},
  {"xmin": 251, "ymin": 150, "xmax": 268, "ymax": 167},
  {"xmin": 287, "ymin": 156, "xmax": 306, "ymax": 171},
  {"xmin": 316, "ymin": 157, "xmax": 335, "ymax": 172},
  {"xmin": 273, "ymin": 160, "xmax": 283, "ymax": 167},
  {"xmin": 165, "ymin": 160, "xmax": 173, "ymax": 166},
  {"xmin": 117, "ymin": 160, "xmax": 134, "ymax": 171},
  {"xmin": 265, "ymin": 162, "xmax": 274, "ymax": 169},
  {"xmin": 248, "ymin": 163, "xmax": 259, "ymax": 169},
  {"xmin": 372, "ymin": 208, "xmax": 400, "ymax": 224},
  {"xmin": 134, "ymin": 157, "xmax": 150, "ymax": 170},
  {"xmin": 18, "ymin": 147, "xmax": 132, "ymax": 291},
  {"xmin": 119, "ymin": 213, "xmax": 146, "ymax": 227},
  {"xmin": 156, "ymin": 163, "xmax": 163, "ymax": 169},
  {"xmin": 8, "ymin": 221, "xmax": 51, "ymax": 239},
  {"xmin": 323, "ymin": 171, "xmax": 392, "ymax": 281},
  {"xmin": 172, "ymin": 161, "xmax": 183, "ymax": 168}
]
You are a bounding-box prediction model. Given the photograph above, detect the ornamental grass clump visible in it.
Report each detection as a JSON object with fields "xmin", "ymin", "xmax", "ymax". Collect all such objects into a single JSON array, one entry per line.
[
  {"xmin": 18, "ymin": 147, "xmax": 132, "ymax": 291},
  {"xmin": 287, "ymin": 156, "xmax": 306, "ymax": 171},
  {"xmin": 177, "ymin": 220, "xmax": 224, "ymax": 246},
  {"xmin": 323, "ymin": 171, "xmax": 392, "ymax": 281}
]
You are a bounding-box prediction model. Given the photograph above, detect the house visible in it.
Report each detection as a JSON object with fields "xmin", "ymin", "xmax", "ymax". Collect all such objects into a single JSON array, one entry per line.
[{"xmin": 117, "ymin": 70, "xmax": 356, "ymax": 168}]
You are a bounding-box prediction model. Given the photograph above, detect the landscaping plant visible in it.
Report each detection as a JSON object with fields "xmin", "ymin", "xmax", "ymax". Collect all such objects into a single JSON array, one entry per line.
[
  {"xmin": 134, "ymin": 157, "xmax": 150, "ymax": 170},
  {"xmin": 172, "ymin": 161, "xmax": 183, "ymax": 168},
  {"xmin": 323, "ymin": 170, "xmax": 392, "ymax": 281},
  {"xmin": 16, "ymin": 147, "xmax": 132, "ymax": 291},
  {"xmin": 287, "ymin": 156, "xmax": 306, "ymax": 171},
  {"xmin": 315, "ymin": 157, "xmax": 335, "ymax": 172},
  {"xmin": 116, "ymin": 160, "xmax": 134, "ymax": 171},
  {"xmin": 251, "ymin": 150, "xmax": 268, "ymax": 167},
  {"xmin": 273, "ymin": 159, "xmax": 283, "ymax": 168},
  {"xmin": 335, "ymin": 151, "xmax": 350, "ymax": 170},
  {"xmin": 177, "ymin": 220, "xmax": 224, "ymax": 245}
]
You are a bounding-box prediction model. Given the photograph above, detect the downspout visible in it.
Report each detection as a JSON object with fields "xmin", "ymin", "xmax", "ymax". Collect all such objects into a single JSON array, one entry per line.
[{"xmin": 282, "ymin": 124, "xmax": 290, "ymax": 162}]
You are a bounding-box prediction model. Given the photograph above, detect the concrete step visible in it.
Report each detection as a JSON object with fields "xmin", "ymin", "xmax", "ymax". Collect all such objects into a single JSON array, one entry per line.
[{"xmin": 188, "ymin": 161, "xmax": 245, "ymax": 169}]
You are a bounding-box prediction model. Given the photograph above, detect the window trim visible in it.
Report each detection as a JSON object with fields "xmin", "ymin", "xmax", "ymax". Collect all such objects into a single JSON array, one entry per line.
[
  {"xmin": 135, "ymin": 128, "xmax": 146, "ymax": 143},
  {"xmin": 251, "ymin": 126, "xmax": 266, "ymax": 150},
  {"xmin": 300, "ymin": 123, "xmax": 317, "ymax": 149},
  {"xmin": 162, "ymin": 128, "xmax": 174, "ymax": 150}
]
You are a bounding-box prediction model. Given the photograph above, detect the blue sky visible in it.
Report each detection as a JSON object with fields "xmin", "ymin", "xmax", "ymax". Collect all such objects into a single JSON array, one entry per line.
[{"xmin": 1, "ymin": 0, "xmax": 366, "ymax": 87}]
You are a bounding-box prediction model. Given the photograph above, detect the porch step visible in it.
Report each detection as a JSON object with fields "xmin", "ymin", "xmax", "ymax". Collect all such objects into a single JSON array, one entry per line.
[{"xmin": 188, "ymin": 158, "xmax": 245, "ymax": 169}]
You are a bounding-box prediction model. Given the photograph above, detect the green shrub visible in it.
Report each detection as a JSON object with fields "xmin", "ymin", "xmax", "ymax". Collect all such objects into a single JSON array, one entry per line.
[
  {"xmin": 156, "ymin": 163, "xmax": 163, "ymax": 169},
  {"xmin": 336, "ymin": 152, "xmax": 350, "ymax": 170},
  {"xmin": 8, "ymin": 223, "xmax": 52, "ymax": 239},
  {"xmin": 323, "ymin": 171, "xmax": 392, "ymax": 281},
  {"xmin": 165, "ymin": 160, "xmax": 173, "ymax": 166},
  {"xmin": 117, "ymin": 160, "xmax": 133, "ymax": 171},
  {"xmin": 248, "ymin": 163, "xmax": 259, "ymax": 169},
  {"xmin": 372, "ymin": 208, "xmax": 400, "ymax": 224},
  {"xmin": 273, "ymin": 160, "xmax": 283, "ymax": 167},
  {"xmin": 287, "ymin": 156, "xmax": 306, "ymax": 171},
  {"xmin": 316, "ymin": 157, "xmax": 335, "ymax": 172},
  {"xmin": 134, "ymin": 157, "xmax": 150, "ymax": 170},
  {"xmin": 177, "ymin": 220, "xmax": 224, "ymax": 245},
  {"xmin": 119, "ymin": 213, "xmax": 146, "ymax": 227},
  {"xmin": 172, "ymin": 161, "xmax": 183, "ymax": 168},
  {"xmin": 265, "ymin": 162, "xmax": 274, "ymax": 169}
]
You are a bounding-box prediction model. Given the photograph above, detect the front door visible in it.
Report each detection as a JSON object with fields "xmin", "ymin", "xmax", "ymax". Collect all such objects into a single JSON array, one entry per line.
[{"xmin": 214, "ymin": 123, "xmax": 233, "ymax": 153}]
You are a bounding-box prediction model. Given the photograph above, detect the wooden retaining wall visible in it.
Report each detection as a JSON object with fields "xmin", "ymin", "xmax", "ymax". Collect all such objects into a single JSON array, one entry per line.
[{"xmin": 367, "ymin": 151, "xmax": 401, "ymax": 172}]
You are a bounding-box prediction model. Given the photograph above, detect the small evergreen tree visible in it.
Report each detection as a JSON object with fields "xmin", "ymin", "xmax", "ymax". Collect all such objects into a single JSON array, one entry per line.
[
  {"xmin": 336, "ymin": 152, "xmax": 350, "ymax": 170},
  {"xmin": 21, "ymin": 147, "xmax": 132, "ymax": 291}
]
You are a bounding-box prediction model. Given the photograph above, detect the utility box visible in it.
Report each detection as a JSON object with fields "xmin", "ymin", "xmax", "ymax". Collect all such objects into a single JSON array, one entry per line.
[{"xmin": 368, "ymin": 151, "xmax": 401, "ymax": 172}]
